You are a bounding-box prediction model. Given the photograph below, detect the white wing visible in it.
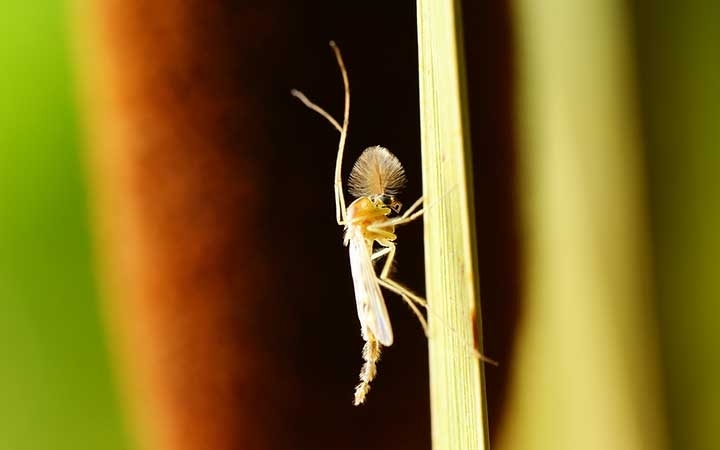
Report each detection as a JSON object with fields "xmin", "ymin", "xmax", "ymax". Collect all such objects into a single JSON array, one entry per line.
[{"xmin": 348, "ymin": 234, "xmax": 393, "ymax": 346}]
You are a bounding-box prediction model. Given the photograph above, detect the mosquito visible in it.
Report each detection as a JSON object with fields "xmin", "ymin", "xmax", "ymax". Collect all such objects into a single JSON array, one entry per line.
[{"xmin": 291, "ymin": 42, "xmax": 429, "ymax": 405}]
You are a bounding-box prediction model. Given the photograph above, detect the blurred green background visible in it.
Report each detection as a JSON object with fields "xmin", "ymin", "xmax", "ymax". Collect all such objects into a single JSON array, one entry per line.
[
  {"xmin": 0, "ymin": 1, "xmax": 129, "ymax": 449},
  {"xmin": 633, "ymin": 1, "xmax": 720, "ymax": 448},
  {"xmin": 0, "ymin": 0, "xmax": 717, "ymax": 449},
  {"xmin": 500, "ymin": 1, "xmax": 718, "ymax": 449}
]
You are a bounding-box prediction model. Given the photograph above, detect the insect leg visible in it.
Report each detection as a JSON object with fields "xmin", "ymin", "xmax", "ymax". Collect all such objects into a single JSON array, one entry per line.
[
  {"xmin": 370, "ymin": 246, "xmax": 392, "ymax": 261},
  {"xmin": 401, "ymin": 196, "xmax": 424, "ymax": 218},
  {"xmin": 390, "ymin": 209, "xmax": 424, "ymax": 227},
  {"xmin": 371, "ymin": 243, "xmax": 429, "ymax": 336},
  {"xmin": 377, "ymin": 278, "xmax": 429, "ymax": 337},
  {"xmin": 330, "ymin": 41, "xmax": 351, "ymax": 226},
  {"xmin": 289, "ymin": 90, "xmax": 342, "ymax": 133},
  {"xmin": 374, "ymin": 197, "xmax": 425, "ymax": 229},
  {"xmin": 372, "ymin": 243, "xmax": 497, "ymax": 364},
  {"xmin": 290, "ymin": 42, "xmax": 350, "ymax": 225}
]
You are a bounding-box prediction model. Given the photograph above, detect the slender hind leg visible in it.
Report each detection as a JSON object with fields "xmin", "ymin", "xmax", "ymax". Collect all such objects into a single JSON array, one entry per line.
[
  {"xmin": 371, "ymin": 243, "xmax": 429, "ymax": 336},
  {"xmin": 378, "ymin": 278, "xmax": 429, "ymax": 336},
  {"xmin": 365, "ymin": 206, "xmax": 427, "ymax": 334},
  {"xmin": 372, "ymin": 242, "xmax": 498, "ymax": 365}
]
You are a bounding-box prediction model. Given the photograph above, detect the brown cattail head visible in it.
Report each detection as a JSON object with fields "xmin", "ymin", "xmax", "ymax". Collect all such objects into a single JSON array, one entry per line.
[{"xmin": 348, "ymin": 146, "xmax": 406, "ymax": 198}]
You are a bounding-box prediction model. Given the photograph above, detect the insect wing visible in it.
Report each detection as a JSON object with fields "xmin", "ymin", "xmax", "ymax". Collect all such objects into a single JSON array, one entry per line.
[{"xmin": 348, "ymin": 235, "xmax": 393, "ymax": 346}]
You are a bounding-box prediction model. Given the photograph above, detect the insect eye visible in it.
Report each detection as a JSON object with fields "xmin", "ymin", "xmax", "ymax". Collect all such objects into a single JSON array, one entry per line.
[{"xmin": 373, "ymin": 194, "xmax": 392, "ymax": 207}]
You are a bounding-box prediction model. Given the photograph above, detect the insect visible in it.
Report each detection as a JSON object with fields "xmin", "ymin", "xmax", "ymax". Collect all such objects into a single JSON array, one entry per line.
[{"xmin": 291, "ymin": 42, "xmax": 429, "ymax": 405}]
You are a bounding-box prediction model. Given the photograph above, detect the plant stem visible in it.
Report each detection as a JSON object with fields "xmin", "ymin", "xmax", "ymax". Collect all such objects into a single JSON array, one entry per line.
[{"xmin": 417, "ymin": 1, "xmax": 490, "ymax": 449}]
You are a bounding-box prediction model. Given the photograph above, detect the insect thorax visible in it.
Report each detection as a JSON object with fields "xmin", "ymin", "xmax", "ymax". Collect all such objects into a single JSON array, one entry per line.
[{"xmin": 345, "ymin": 197, "xmax": 397, "ymax": 244}]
